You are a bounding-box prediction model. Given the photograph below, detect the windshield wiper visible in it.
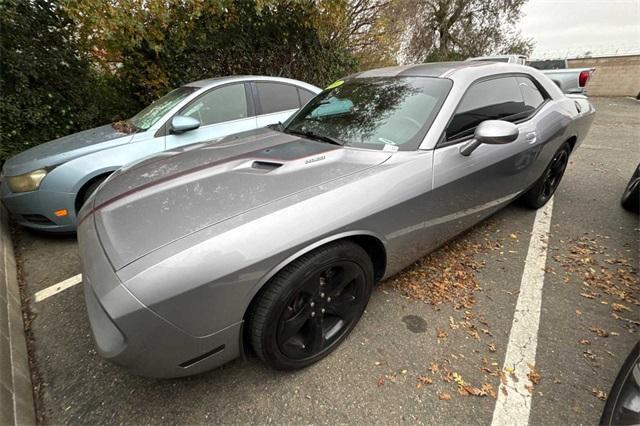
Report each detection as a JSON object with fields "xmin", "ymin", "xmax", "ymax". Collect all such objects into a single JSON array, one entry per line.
[
  {"xmin": 285, "ymin": 129, "xmax": 344, "ymax": 146},
  {"xmin": 267, "ymin": 121, "xmax": 285, "ymax": 132}
]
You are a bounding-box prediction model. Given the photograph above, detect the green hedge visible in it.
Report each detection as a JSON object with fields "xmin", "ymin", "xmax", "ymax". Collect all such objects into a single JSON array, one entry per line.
[{"xmin": 0, "ymin": 0, "xmax": 356, "ymax": 163}]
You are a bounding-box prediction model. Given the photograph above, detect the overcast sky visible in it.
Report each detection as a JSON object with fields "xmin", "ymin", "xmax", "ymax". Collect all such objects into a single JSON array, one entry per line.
[{"xmin": 520, "ymin": 0, "xmax": 640, "ymax": 59}]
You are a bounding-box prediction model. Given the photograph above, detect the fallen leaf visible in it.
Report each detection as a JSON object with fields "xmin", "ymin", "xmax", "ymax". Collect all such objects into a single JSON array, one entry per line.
[
  {"xmin": 377, "ymin": 377, "xmax": 385, "ymax": 387},
  {"xmin": 590, "ymin": 326, "xmax": 609, "ymax": 337},
  {"xmin": 579, "ymin": 338, "xmax": 591, "ymax": 345},
  {"xmin": 436, "ymin": 329, "xmax": 448, "ymax": 339},
  {"xmin": 416, "ymin": 375, "xmax": 433, "ymax": 388},
  {"xmin": 481, "ymin": 383, "xmax": 497, "ymax": 399},
  {"xmin": 611, "ymin": 303, "xmax": 631, "ymax": 312},
  {"xmin": 438, "ymin": 392, "xmax": 451, "ymax": 401},
  {"xmin": 527, "ymin": 364, "xmax": 541, "ymax": 385},
  {"xmin": 488, "ymin": 342, "xmax": 497, "ymax": 352},
  {"xmin": 429, "ymin": 362, "xmax": 439, "ymax": 374},
  {"xmin": 449, "ymin": 316, "xmax": 459, "ymax": 330},
  {"xmin": 592, "ymin": 388, "xmax": 607, "ymax": 400}
]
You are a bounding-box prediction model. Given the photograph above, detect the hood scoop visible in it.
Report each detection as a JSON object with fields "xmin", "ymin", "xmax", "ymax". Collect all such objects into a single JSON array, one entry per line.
[{"xmin": 250, "ymin": 160, "xmax": 283, "ymax": 172}]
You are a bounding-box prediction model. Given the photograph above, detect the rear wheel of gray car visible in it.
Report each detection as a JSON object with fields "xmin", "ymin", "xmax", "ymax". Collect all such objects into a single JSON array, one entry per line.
[
  {"xmin": 519, "ymin": 142, "xmax": 571, "ymax": 209},
  {"xmin": 620, "ymin": 165, "xmax": 640, "ymax": 213},
  {"xmin": 249, "ymin": 241, "xmax": 374, "ymax": 370}
]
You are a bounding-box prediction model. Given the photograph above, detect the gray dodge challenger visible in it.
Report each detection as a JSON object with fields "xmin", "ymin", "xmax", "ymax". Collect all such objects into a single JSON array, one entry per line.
[{"xmin": 78, "ymin": 61, "xmax": 595, "ymax": 378}]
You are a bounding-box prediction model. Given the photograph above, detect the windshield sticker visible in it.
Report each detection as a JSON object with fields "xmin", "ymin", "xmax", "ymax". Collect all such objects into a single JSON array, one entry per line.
[
  {"xmin": 325, "ymin": 80, "xmax": 344, "ymax": 90},
  {"xmin": 383, "ymin": 144, "xmax": 399, "ymax": 152}
]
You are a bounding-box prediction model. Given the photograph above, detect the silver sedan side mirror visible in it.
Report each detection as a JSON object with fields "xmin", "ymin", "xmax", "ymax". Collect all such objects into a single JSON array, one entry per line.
[
  {"xmin": 170, "ymin": 115, "xmax": 201, "ymax": 134},
  {"xmin": 459, "ymin": 120, "xmax": 519, "ymax": 156}
]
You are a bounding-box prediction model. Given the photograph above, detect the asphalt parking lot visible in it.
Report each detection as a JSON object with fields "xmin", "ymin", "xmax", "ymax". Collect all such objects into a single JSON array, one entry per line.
[{"xmin": 11, "ymin": 97, "xmax": 639, "ymax": 425}]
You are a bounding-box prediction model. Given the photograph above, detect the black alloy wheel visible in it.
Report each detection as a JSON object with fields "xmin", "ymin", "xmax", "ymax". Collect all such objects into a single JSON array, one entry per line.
[
  {"xmin": 249, "ymin": 241, "xmax": 374, "ymax": 370},
  {"xmin": 276, "ymin": 260, "xmax": 368, "ymax": 360},
  {"xmin": 519, "ymin": 142, "xmax": 571, "ymax": 209},
  {"xmin": 540, "ymin": 148, "xmax": 569, "ymax": 202}
]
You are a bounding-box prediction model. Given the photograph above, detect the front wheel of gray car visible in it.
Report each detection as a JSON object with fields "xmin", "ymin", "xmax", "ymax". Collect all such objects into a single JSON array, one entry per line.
[
  {"xmin": 519, "ymin": 142, "xmax": 571, "ymax": 209},
  {"xmin": 249, "ymin": 241, "xmax": 374, "ymax": 370}
]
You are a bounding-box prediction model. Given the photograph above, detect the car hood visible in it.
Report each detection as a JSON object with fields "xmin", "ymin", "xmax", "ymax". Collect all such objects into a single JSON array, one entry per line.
[
  {"xmin": 91, "ymin": 129, "xmax": 391, "ymax": 270},
  {"xmin": 2, "ymin": 124, "xmax": 133, "ymax": 176}
]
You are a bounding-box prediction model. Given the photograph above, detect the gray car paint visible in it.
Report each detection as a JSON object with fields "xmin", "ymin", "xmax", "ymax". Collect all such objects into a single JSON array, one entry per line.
[{"xmin": 78, "ymin": 62, "xmax": 595, "ymax": 377}]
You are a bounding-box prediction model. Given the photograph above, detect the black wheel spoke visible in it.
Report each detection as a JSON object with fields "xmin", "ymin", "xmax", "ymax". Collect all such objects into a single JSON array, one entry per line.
[
  {"xmin": 327, "ymin": 267, "xmax": 359, "ymax": 298},
  {"xmin": 308, "ymin": 316, "xmax": 325, "ymax": 352},
  {"xmin": 324, "ymin": 294, "xmax": 357, "ymax": 321},
  {"xmin": 278, "ymin": 305, "xmax": 310, "ymax": 343}
]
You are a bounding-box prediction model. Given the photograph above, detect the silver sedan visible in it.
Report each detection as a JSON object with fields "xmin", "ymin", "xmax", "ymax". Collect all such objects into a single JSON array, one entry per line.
[{"xmin": 78, "ymin": 61, "xmax": 595, "ymax": 377}]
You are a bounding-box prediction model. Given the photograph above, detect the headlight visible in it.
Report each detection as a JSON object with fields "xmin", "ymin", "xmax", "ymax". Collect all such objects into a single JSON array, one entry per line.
[{"xmin": 8, "ymin": 169, "xmax": 47, "ymax": 193}]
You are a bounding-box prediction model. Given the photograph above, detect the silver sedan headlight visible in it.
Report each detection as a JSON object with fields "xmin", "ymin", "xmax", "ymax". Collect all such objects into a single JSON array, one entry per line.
[{"xmin": 8, "ymin": 169, "xmax": 47, "ymax": 193}]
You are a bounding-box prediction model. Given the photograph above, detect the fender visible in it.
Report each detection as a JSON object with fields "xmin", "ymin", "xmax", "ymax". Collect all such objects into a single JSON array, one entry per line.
[{"xmin": 243, "ymin": 229, "xmax": 388, "ymax": 308}]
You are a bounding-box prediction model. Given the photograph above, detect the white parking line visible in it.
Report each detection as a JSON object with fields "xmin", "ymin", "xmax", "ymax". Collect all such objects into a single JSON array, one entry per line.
[
  {"xmin": 34, "ymin": 274, "xmax": 82, "ymax": 303},
  {"xmin": 491, "ymin": 197, "xmax": 554, "ymax": 426}
]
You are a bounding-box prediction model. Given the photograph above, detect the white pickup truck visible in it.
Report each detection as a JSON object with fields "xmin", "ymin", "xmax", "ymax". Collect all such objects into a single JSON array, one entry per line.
[{"xmin": 467, "ymin": 55, "xmax": 595, "ymax": 95}]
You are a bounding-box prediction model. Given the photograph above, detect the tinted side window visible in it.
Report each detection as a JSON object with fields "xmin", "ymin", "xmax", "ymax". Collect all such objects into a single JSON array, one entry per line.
[
  {"xmin": 182, "ymin": 84, "xmax": 248, "ymax": 126},
  {"xmin": 298, "ymin": 88, "xmax": 315, "ymax": 105},
  {"xmin": 446, "ymin": 77, "xmax": 525, "ymax": 140},
  {"xmin": 517, "ymin": 76, "xmax": 545, "ymax": 111},
  {"xmin": 256, "ymin": 83, "xmax": 300, "ymax": 114}
]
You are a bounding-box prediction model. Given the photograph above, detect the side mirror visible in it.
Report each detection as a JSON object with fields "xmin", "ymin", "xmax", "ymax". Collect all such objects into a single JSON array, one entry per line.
[
  {"xmin": 169, "ymin": 115, "xmax": 201, "ymax": 134},
  {"xmin": 459, "ymin": 120, "xmax": 519, "ymax": 156}
]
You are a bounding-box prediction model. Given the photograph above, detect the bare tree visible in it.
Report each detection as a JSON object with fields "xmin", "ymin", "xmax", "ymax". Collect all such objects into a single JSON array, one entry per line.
[{"xmin": 398, "ymin": 0, "xmax": 533, "ymax": 63}]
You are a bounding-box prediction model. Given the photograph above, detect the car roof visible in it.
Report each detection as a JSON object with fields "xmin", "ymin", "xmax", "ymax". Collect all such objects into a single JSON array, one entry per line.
[
  {"xmin": 185, "ymin": 75, "xmax": 319, "ymax": 92},
  {"xmin": 350, "ymin": 61, "xmax": 503, "ymax": 79}
]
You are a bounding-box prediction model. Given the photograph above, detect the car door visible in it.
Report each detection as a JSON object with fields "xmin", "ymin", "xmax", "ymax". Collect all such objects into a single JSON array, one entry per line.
[
  {"xmin": 164, "ymin": 82, "xmax": 257, "ymax": 150},
  {"xmin": 429, "ymin": 75, "xmax": 546, "ymax": 239},
  {"xmin": 253, "ymin": 82, "xmax": 313, "ymax": 127}
]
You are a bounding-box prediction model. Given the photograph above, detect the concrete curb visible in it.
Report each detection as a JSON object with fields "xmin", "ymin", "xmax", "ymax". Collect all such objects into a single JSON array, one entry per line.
[{"xmin": 0, "ymin": 205, "xmax": 36, "ymax": 425}]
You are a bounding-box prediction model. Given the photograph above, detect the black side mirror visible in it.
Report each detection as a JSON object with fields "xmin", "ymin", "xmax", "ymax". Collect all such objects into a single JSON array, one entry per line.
[{"xmin": 459, "ymin": 120, "xmax": 519, "ymax": 156}]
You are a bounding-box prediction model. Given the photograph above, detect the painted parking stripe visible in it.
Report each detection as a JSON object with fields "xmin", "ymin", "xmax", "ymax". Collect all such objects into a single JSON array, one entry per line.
[
  {"xmin": 491, "ymin": 197, "xmax": 554, "ymax": 426},
  {"xmin": 34, "ymin": 274, "xmax": 82, "ymax": 303}
]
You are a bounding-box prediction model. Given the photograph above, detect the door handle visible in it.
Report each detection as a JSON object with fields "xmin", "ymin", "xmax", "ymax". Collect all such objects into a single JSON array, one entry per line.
[{"xmin": 525, "ymin": 132, "xmax": 537, "ymax": 144}]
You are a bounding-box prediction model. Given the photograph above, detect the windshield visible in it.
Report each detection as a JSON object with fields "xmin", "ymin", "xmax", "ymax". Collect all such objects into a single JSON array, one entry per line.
[
  {"xmin": 128, "ymin": 86, "xmax": 198, "ymax": 131},
  {"xmin": 283, "ymin": 77, "xmax": 452, "ymax": 151}
]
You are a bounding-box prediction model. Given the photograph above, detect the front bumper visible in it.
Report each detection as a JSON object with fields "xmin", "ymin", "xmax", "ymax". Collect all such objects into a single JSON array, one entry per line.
[
  {"xmin": 78, "ymin": 213, "xmax": 243, "ymax": 378},
  {"xmin": 0, "ymin": 180, "xmax": 77, "ymax": 232}
]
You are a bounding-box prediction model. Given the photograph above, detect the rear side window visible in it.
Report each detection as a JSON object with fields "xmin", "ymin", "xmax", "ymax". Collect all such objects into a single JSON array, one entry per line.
[
  {"xmin": 446, "ymin": 77, "xmax": 525, "ymax": 140},
  {"xmin": 256, "ymin": 83, "xmax": 300, "ymax": 114},
  {"xmin": 517, "ymin": 76, "xmax": 546, "ymax": 111},
  {"xmin": 298, "ymin": 88, "xmax": 315, "ymax": 105}
]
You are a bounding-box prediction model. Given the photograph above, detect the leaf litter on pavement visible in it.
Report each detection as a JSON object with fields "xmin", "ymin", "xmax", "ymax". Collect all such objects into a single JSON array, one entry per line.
[
  {"xmin": 380, "ymin": 222, "xmax": 638, "ymax": 403},
  {"xmin": 381, "ymin": 220, "xmax": 512, "ymax": 401}
]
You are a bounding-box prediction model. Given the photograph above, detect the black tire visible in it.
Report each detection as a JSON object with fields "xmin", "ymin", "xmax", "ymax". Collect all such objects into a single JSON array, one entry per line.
[
  {"xmin": 621, "ymin": 165, "xmax": 640, "ymax": 213},
  {"xmin": 249, "ymin": 241, "xmax": 374, "ymax": 370},
  {"xmin": 519, "ymin": 142, "xmax": 571, "ymax": 209}
]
